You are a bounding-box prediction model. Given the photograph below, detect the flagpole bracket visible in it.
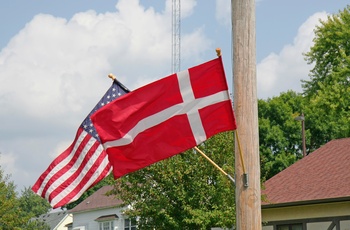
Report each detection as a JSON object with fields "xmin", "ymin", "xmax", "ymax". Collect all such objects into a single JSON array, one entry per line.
[{"xmin": 243, "ymin": 173, "xmax": 249, "ymax": 188}]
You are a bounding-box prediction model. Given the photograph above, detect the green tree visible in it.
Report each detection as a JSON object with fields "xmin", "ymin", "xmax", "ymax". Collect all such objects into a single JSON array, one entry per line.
[
  {"xmin": 0, "ymin": 166, "xmax": 27, "ymax": 229},
  {"xmin": 110, "ymin": 132, "xmax": 236, "ymax": 230},
  {"xmin": 24, "ymin": 219, "xmax": 50, "ymax": 230},
  {"xmin": 259, "ymin": 5, "xmax": 350, "ymax": 181},
  {"xmin": 0, "ymin": 155, "xmax": 50, "ymax": 230},
  {"xmin": 303, "ymin": 5, "xmax": 350, "ymax": 95},
  {"xmin": 258, "ymin": 91, "xmax": 307, "ymax": 180},
  {"xmin": 303, "ymin": 5, "xmax": 350, "ymax": 150},
  {"xmin": 18, "ymin": 186, "xmax": 51, "ymax": 217},
  {"xmin": 18, "ymin": 187, "xmax": 51, "ymax": 229}
]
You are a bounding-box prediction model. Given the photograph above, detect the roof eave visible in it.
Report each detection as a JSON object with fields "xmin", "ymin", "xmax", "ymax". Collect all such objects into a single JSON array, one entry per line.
[
  {"xmin": 69, "ymin": 205, "xmax": 120, "ymax": 214},
  {"xmin": 262, "ymin": 196, "xmax": 350, "ymax": 209}
]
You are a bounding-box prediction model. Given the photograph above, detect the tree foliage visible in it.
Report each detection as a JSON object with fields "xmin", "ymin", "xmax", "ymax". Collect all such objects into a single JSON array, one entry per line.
[
  {"xmin": 303, "ymin": 5, "xmax": 350, "ymax": 149},
  {"xmin": 303, "ymin": 5, "xmax": 350, "ymax": 96},
  {"xmin": 110, "ymin": 132, "xmax": 236, "ymax": 230},
  {"xmin": 258, "ymin": 91, "xmax": 306, "ymax": 180},
  {"xmin": 18, "ymin": 186, "xmax": 51, "ymax": 217},
  {"xmin": 259, "ymin": 5, "xmax": 350, "ymax": 180},
  {"xmin": 0, "ymin": 167, "xmax": 27, "ymax": 229},
  {"xmin": 0, "ymin": 157, "xmax": 50, "ymax": 230}
]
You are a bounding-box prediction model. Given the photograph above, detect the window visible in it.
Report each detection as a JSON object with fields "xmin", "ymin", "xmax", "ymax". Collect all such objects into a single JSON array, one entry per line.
[
  {"xmin": 124, "ymin": 218, "xmax": 137, "ymax": 230},
  {"xmin": 277, "ymin": 224, "xmax": 303, "ymax": 230},
  {"xmin": 99, "ymin": 221, "xmax": 114, "ymax": 230},
  {"xmin": 95, "ymin": 214, "xmax": 118, "ymax": 230}
]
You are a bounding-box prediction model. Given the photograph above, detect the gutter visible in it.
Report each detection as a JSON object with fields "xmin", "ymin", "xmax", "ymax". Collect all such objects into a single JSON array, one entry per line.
[{"xmin": 262, "ymin": 196, "xmax": 350, "ymax": 209}]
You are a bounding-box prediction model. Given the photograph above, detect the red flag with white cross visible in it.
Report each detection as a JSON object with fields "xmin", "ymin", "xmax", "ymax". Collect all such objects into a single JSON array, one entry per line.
[{"xmin": 91, "ymin": 56, "xmax": 236, "ymax": 178}]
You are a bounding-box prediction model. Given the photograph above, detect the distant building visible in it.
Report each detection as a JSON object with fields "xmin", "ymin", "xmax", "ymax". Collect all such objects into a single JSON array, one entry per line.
[
  {"xmin": 70, "ymin": 185, "xmax": 136, "ymax": 230},
  {"xmin": 32, "ymin": 210, "xmax": 73, "ymax": 230},
  {"xmin": 262, "ymin": 138, "xmax": 350, "ymax": 230}
]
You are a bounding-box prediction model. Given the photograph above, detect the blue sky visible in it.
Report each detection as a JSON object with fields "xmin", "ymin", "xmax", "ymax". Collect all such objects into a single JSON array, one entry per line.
[{"xmin": 0, "ymin": 0, "xmax": 348, "ymax": 195}]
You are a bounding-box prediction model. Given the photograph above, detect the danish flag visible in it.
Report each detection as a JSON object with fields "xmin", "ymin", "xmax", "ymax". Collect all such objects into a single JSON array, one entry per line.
[{"xmin": 91, "ymin": 56, "xmax": 236, "ymax": 178}]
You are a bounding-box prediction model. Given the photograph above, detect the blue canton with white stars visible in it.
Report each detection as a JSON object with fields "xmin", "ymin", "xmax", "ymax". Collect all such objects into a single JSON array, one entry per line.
[{"xmin": 81, "ymin": 81, "xmax": 129, "ymax": 143}]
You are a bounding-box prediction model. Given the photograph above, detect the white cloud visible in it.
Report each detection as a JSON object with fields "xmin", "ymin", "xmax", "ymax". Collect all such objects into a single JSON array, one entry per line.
[
  {"xmin": 215, "ymin": 0, "xmax": 265, "ymax": 26},
  {"xmin": 215, "ymin": 0, "xmax": 231, "ymax": 26},
  {"xmin": 257, "ymin": 12, "xmax": 328, "ymax": 99},
  {"xmin": 214, "ymin": 2, "xmax": 331, "ymax": 99},
  {"xmin": 0, "ymin": 152, "xmax": 17, "ymax": 176},
  {"xmin": 182, "ymin": 27, "xmax": 213, "ymax": 63},
  {"xmin": 164, "ymin": 0, "xmax": 197, "ymax": 19},
  {"xmin": 0, "ymin": 0, "xmax": 204, "ymax": 122}
]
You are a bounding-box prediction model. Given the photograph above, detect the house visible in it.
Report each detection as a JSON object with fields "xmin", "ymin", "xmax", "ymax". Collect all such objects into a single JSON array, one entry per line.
[
  {"xmin": 262, "ymin": 138, "xmax": 350, "ymax": 230},
  {"xmin": 33, "ymin": 210, "xmax": 73, "ymax": 230},
  {"xmin": 70, "ymin": 185, "xmax": 136, "ymax": 230}
]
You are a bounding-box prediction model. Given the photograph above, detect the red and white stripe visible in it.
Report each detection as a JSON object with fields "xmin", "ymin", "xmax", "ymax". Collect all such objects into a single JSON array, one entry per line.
[{"xmin": 32, "ymin": 128, "xmax": 111, "ymax": 208}]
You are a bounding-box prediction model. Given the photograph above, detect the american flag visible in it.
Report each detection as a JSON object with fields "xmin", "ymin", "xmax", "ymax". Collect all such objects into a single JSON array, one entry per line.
[{"xmin": 32, "ymin": 79, "xmax": 129, "ymax": 208}]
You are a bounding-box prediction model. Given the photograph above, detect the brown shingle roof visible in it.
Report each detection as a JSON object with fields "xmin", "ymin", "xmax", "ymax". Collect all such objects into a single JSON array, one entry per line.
[
  {"xmin": 262, "ymin": 138, "xmax": 350, "ymax": 206},
  {"xmin": 70, "ymin": 185, "xmax": 123, "ymax": 213}
]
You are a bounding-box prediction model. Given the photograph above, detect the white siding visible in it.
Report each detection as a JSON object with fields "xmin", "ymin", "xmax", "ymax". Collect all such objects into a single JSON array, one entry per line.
[
  {"xmin": 340, "ymin": 220, "xmax": 350, "ymax": 230},
  {"xmin": 72, "ymin": 207, "xmax": 126, "ymax": 230},
  {"xmin": 307, "ymin": 221, "xmax": 333, "ymax": 230},
  {"xmin": 55, "ymin": 214, "xmax": 73, "ymax": 230}
]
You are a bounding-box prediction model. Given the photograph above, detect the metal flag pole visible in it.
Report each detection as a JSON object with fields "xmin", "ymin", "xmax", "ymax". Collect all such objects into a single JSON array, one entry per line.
[
  {"xmin": 194, "ymin": 146, "xmax": 235, "ymax": 184},
  {"xmin": 235, "ymin": 129, "xmax": 248, "ymax": 187}
]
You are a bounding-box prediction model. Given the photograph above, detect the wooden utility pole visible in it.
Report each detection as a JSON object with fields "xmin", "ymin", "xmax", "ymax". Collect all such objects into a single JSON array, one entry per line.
[{"xmin": 232, "ymin": 0, "xmax": 262, "ymax": 229}]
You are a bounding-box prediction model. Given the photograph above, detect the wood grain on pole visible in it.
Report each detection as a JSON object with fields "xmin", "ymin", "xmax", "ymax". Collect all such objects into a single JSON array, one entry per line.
[{"xmin": 232, "ymin": 0, "xmax": 262, "ymax": 229}]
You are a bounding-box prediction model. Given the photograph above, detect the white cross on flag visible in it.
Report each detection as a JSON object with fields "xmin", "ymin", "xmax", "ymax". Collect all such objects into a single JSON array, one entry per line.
[{"xmin": 91, "ymin": 56, "xmax": 237, "ymax": 178}]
